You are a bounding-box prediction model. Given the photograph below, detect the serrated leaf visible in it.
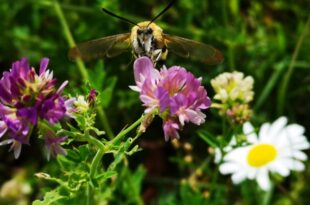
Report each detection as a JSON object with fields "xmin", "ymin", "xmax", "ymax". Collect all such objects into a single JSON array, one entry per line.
[
  {"xmin": 32, "ymin": 189, "xmax": 67, "ymax": 205},
  {"xmin": 126, "ymin": 145, "xmax": 142, "ymax": 155},
  {"xmin": 88, "ymin": 127, "xmax": 106, "ymax": 136}
]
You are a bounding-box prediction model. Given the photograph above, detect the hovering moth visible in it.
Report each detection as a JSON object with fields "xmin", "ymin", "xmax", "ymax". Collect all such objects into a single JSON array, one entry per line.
[{"xmin": 69, "ymin": 0, "xmax": 223, "ymax": 65}]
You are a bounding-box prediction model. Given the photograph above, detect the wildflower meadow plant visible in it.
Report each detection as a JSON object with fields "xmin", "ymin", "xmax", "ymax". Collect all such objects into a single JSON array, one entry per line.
[
  {"xmin": 130, "ymin": 56, "xmax": 211, "ymax": 140},
  {"xmin": 0, "ymin": 56, "xmax": 214, "ymax": 204},
  {"xmin": 0, "ymin": 58, "xmax": 72, "ymax": 158},
  {"xmin": 0, "ymin": 56, "xmax": 309, "ymax": 205}
]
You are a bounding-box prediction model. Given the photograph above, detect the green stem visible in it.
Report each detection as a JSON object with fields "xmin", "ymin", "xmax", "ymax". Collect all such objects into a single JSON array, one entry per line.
[
  {"xmin": 112, "ymin": 115, "xmax": 144, "ymax": 144},
  {"xmin": 254, "ymin": 64, "xmax": 284, "ymax": 111},
  {"xmin": 52, "ymin": 0, "xmax": 114, "ymax": 138},
  {"xmin": 210, "ymin": 165, "xmax": 220, "ymax": 200},
  {"xmin": 87, "ymin": 135, "xmax": 106, "ymax": 179},
  {"xmin": 262, "ymin": 183, "xmax": 274, "ymax": 205},
  {"xmin": 88, "ymin": 115, "xmax": 144, "ymax": 179},
  {"xmin": 228, "ymin": 45, "xmax": 235, "ymax": 70},
  {"xmin": 277, "ymin": 16, "xmax": 310, "ymax": 114},
  {"xmin": 221, "ymin": 0, "xmax": 235, "ymax": 70},
  {"xmin": 53, "ymin": 0, "xmax": 89, "ymax": 82},
  {"xmin": 222, "ymin": 116, "xmax": 227, "ymax": 137},
  {"xmin": 97, "ymin": 108, "xmax": 115, "ymax": 139},
  {"xmin": 86, "ymin": 183, "xmax": 91, "ymax": 205}
]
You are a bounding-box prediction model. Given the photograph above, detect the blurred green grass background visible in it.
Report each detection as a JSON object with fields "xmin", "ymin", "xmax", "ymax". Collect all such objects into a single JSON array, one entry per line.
[{"xmin": 0, "ymin": 0, "xmax": 309, "ymax": 204}]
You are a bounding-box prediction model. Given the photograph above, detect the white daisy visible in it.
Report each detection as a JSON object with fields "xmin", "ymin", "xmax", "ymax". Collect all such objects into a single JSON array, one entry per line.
[
  {"xmin": 214, "ymin": 136, "xmax": 237, "ymax": 164},
  {"xmin": 219, "ymin": 117, "xmax": 310, "ymax": 191}
]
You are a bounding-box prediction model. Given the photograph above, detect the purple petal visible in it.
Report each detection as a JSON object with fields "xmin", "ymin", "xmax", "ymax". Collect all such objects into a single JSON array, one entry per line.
[
  {"xmin": 41, "ymin": 96, "xmax": 66, "ymax": 124},
  {"xmin": 163, "ymin": 120, "xmax": 180, "ymax": 141},
  {"xmin": 39, "ymin": 58, "xmax": 49, "ymax": 74},
  {"xmin": 0, "ymin": 120, "xmax": 8, "ymax": 138},
  {"xmin": 0, "ymin": 82, "xmax": 12, "ymax": 103},
  {"xmin": 45, "ymin": 130, "xmax": 67, "ymax": 160},
  {"xmin": 17, "ymin": 107, "xmax": 38, "ymax": 125},
  {"xmin": 133, "ymin": 57, "xmax": 154, "ymax": 84},
  {"xmin": 56, "ymin": 80, "xmax": 68, "ymax": 95},
  {"xmin": 155, "ymin": 87, "xmax": 170, "ymax": 112}
]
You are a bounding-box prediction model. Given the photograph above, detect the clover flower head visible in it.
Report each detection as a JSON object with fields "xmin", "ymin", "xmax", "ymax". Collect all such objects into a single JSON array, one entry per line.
[
  {"xmin": 211, "ymin": 71, "xmax": 254, "ymax": 123},
  {"xmin": 226, "ymin": 104, "xmax": 252, "ymax": 124},
  {"xmin": 0, "ymin": 58, "xmax": 71, "ymax": 158},
  {"xmin": 218, "ymin": 117, "xmax": 309, "ymax": 191},
  {"xmin": 211, "ymin": 71, "xmax": 254, "ymax": 104},
  {"xmin": 131, "ymin": 57, "xmax": 211, "ymax": 140}
]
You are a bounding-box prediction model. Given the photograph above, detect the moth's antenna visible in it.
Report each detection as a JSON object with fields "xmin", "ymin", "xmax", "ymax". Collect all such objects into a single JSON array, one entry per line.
[
  {"xmin": 148, "ymin": 0, "xmax": 177, "ymax": 26},
  {"xmin": 101, "ymin": 7, "xmax": 139, "ymax": 27}
]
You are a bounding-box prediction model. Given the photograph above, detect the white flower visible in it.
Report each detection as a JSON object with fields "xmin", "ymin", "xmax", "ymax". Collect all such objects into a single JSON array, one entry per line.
[
  {"xmin": 211, "ymin": 71, "xmax": 254, "ymax": 104},
  {"xmin": 214, "ymin": 136, "xmax": 237, "ymax": 164},
  {"xmin": 219, "ymin": 117, "xmax": 310, "ymax": 191}
]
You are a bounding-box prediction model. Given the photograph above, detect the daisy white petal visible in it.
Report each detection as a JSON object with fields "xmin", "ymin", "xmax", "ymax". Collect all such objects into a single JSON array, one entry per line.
[
  {"xmin": 269, "ymin": 161, "xmax": 290, "ymax": 177},
  {"xmin": 292, "ymin": 150, "xmax": 308, "ymax": 161},
  {"xmin": 259, "ymin": 123, "xmax": 270, "ymax": 142},
  {"xmin": 268, "ymin": 117, "xmax": 288, "ymax": 138},
  {"xmin": 231, "ymin": 171, "xmax": 247, "ymax": 184},
  {"xmin": 243, "ymin": 122, "xmax": 258, "ymax": 143},
  {"xmin": 256, "ymin": 168, "xmax": 271, "ymax": 191},
  {"xmin": 219, "ymin": 162, "xmax": 241, "ymax": 174},
  {"xmin": 285, "ymin": 124, "xmax": 305, "ymax": 137}
]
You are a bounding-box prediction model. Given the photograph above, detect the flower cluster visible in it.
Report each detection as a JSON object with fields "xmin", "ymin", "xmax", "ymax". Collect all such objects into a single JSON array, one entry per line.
[
  {"xmin": 211, "ymin": 71, "xmax": 254, "ymax": 124},
  {"xmin": 130, "ymin": 57, "xmax": 211, "ymax": 141},
  {"xmin": 0, "ymin": 58, "xmax": 71, "ymax": 158},
  {"xmin": 217, "ymin": 117, "xmax": 309, "ymax": 191}
]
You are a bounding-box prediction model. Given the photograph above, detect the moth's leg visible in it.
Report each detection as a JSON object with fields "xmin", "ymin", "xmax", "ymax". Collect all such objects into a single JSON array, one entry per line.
[{"xmin": 153, "ymin": 49, "xmax": 162, "ymax": 62}]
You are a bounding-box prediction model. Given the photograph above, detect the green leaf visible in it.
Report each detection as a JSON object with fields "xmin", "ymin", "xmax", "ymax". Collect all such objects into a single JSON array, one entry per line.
[
  {"xmin": 179, "ymin": 183, "xmax": 208, "ymax": 205},
  {"xmin": 125, "ymin": 144, "xmax": 142, "ymax": 155},
  {"xmin": 197, "ymin": 130, "xmax": 220, "ymax": 148},
  {"xmin": 32, "ymin": 189, "xmax": 67, "ymax": 205},
  {"xmin": 95, "ymin": 171, "xmax": 118, "ymax": 181}
]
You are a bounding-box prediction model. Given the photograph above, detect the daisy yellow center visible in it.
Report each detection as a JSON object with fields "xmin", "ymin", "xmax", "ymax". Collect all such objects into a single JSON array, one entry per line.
[{"xmin": 247, "ymin": 144, "xmax": 277, "ymax": 167}]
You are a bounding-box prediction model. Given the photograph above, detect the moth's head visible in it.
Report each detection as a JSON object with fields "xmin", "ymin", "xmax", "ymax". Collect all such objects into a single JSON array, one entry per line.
[{"xmin": 132, "ymin": 21, "xmax": 163, "ymax": 45}]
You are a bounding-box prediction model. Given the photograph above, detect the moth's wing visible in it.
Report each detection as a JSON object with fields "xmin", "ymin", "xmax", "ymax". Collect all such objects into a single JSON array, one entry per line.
[
  {"xmin": 68, "ymin": 33, "xmax": 131, "ymax": 61},
  {"xmin": 163, "ymin": 34, "xmax": 223, "ymax": 65}
]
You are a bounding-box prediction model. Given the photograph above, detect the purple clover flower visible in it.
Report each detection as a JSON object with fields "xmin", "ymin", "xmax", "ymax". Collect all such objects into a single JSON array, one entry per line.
[
  {"xmin": 0, "ymin": 58, "xmax": 71, "ymax": 158},
  {"xmin": 44, "ymin": 130, "xmax": 67, "ymax": 161},
  {"xmin": 131, "ymin": 57, "xmax": 211, "ymax": 141}
]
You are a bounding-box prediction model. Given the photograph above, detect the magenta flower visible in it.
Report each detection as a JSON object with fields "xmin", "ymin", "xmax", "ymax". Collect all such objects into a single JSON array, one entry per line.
[
  {"xmin": 0, "ymin": 58, "xmax": 71, "ymax": 158},
  {"xmin": 131, "ymin": 57, "xmax": 211, "ymax": 140},
  {"xmin": 44, "ymin": 130, "xmax": 67, "ymax": 161},
  {"xmin": 87, "ymin": 89, "xmax": 97, "ymax": 106}
]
